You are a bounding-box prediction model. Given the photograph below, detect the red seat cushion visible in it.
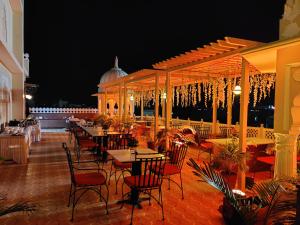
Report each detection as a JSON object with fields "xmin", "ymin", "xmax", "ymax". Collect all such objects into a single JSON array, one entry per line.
[
  {"xmin": 75, "ymin": 172, "xmax": 106, "ymax": 185},
  {"xmin": 79, "ymin": 140, "xmax": 98, "ymax": 148},
  {"xmin": 124, "ymin": 175, "xmax": 160, "ymax": 188},
  {"xmin": 78, "ymin": 136, "xmax": 92, "ymax": 141},
  {"xmin": 162, "ymin": 163, "xmax": 181, "ymax": 175},
  {"xmin": 200, "ymin": 142, "xmax": 213, "ymax": 149},
  {"xmin": 114, "ymin": 160, "xmax": 132, "ymax": 169}
]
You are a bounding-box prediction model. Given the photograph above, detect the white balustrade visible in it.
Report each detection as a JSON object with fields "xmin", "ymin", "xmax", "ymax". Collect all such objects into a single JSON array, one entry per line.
[{"xmin": 29, "ymin": 107, "xmax": 99, "ymax": 114}]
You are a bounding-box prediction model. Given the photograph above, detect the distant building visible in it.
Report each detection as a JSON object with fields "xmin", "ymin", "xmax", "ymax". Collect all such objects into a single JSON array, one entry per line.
[
  {"xmin": 0, "ymin": 0, "xmax": 28, "ymax": 124},
  {"xmin": 93, "ymin": 57, "xmax": 134, "ymax": 117}
]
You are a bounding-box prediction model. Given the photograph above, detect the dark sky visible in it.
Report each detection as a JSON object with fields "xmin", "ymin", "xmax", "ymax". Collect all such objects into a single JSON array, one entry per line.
[{"xmin": 24, "ymin": 0, "xmax": 286, "ymax": 108}]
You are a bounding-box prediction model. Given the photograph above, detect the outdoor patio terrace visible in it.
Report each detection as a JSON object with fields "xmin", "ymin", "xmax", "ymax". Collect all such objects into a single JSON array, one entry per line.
[{"xmin": 0, "ymin": 131, "xmax": 272, "ymax": 225}]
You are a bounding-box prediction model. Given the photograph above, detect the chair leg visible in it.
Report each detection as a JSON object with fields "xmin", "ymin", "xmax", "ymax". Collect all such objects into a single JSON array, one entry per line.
[
  {"xmin": 130, "ymin": 200, "xmax": 135, "ymax": 225},
  {"xmin": 71, "ymin": 189, "xmax": 76, "ymax": 221},
  {"xmin": 67, "ymin": 184, "xmax": 73, "ymax": 207},
  {"xmin": 159, "ymin": 187, "xmax": 164, "ymax": 220},
  {"xmin": 179, "ymin": 172, "xmax": 184, "ymax": 200},
  {"xmin": 120, "ymin": 182, "xmax": 125, "ymax": 209},
  {"xmin": 103, "ymin": 184, "xmax": 109, "ymax": 215},
  {"xmin": 114, "ymin": 170, "xmax": 118, "ymax": 194},
  {"xmin": 108, "ymin": 161, "xmax": 114, "ymax": 185}
]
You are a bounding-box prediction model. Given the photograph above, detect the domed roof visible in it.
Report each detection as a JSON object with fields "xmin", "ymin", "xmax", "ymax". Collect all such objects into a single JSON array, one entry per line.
[{"xmin": 99, "ymin": 56, "xmax": 127, "ymax": 84}]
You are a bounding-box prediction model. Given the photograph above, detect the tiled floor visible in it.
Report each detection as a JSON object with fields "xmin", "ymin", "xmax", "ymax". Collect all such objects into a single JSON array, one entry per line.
[{"xmin": 0, "ymin": 132, "xmax": 265, "ymax": 225}]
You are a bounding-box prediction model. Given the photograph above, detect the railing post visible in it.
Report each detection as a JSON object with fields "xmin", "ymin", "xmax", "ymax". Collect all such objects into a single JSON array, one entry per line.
[
  {"xmin": 216, "ymin": 120, "xmax": 220, "ymax": 134},
  {"xmin": 187, "ymin": 118, "xmax": 190, "ymax": 126},
  {"xmin": 200, "ymin": 118, "xmax": 203, "ymax": 127},
  {"xmin": 259, "ymin": 123, "xmax": 265, "ymax": 138},
  {"xmin": 235, "ymin": 122, "xmax": 240, "ymax": 134}
]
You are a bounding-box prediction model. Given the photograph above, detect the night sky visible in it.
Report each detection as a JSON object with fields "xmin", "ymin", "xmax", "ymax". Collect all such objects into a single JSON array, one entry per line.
[{"xmin": 24, "ymin": 0, "xmax": 286, "ymax": 108}]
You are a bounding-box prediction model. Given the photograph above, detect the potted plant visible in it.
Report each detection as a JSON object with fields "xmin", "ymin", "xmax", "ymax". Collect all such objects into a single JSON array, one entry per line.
[
  {"xmin": 212, "ymin": 137, "xmax": 249, "ymax": 188},
  {"xmin": 187, "ymin": 159, "xmax": 297, "ymax": 225}
]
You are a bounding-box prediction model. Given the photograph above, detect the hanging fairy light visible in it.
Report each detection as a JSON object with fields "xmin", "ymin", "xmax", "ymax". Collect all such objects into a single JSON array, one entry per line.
[
  {"xmin": 162, "ymin": 92, "xmax": 166, "ymax": 99},
  {"xmin": 129, "ymin": 95, "xmax": 134, "ymax": 101},
  {"xmin": 233, "ymin": 85, "xmax": 242, "ymax": 95}
]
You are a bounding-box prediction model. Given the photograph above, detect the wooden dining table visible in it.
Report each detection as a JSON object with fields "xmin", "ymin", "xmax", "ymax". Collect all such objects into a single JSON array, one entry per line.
[{"xmin": 107, "ymin": 148, "xmax": 164, "ymax": 207}]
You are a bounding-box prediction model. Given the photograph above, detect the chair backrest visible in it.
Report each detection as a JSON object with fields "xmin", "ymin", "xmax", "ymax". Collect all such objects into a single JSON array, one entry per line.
[
  {"xmin": 134, "ymin": 153, "xmax": 165, "ymax": 188},
  {"xmin": 107, "ymin": 134, "xmax": 131, "ymax": 150},
  {"xmin": 195, "ymin": 126, "xmax": 211, "ymax": 143},
  {"xmin": 168, "ymin": 141, "xmax": 188, "ymax": 171},
  {"xmin": 62, "ymin": 142, "xmax": 76, "ymax": 184}
]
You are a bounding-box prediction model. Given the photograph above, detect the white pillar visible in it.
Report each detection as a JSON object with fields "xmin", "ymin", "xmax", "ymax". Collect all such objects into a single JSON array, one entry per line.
[
  {"xmin": 227, "ymin": 79, "xmax": 232, "ymax": 126},
  {"xmin": 11, "ymin": 73, "xmax": 25, "ymax": 120},
  {"xmin": 237, "ymin": 59, "xmax": 250, "ymax": 192},
  {"xmin": 123, "ymin": 85, "xmax": 128, "ymax": 122},
  {"xmin": 154, "ymin": 74, "xmax": 159, "ymax": 140},
  {"xmin": 97, "ymin": 95, "xmax": 101, "ymax": 115},
  {"xmin": 141, "ymin": 91, "xmax": 144, "ymax": 119},
  {"xmin": 130, "ymin": 93, "xmax": 134, "ymax": 117},
  {"xmin": 212, "ymin": 80, "xmax": 217, "ymax": 134},
  {"xmin": 165, "ymin": 72, "xmax": 172, "ymax": 130},
  {"xmin": 274, "ymin": 132, "xmax": 298, "ymax": 178},
  {"xmin": 104, "ymin": 90, "xmax": 108, "ymax": 115},
  {"xmin": 119, "ymin": 85, "xmax": 122, "ymax": 120}
]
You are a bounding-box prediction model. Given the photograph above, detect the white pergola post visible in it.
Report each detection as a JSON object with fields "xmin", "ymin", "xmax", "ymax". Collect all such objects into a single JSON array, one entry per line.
[
  {"xmin": 154, "ymin": 74, "xmax": 159, "ymax": 140},
  {"xmin": 165, "ymin": 72, "xmax": 172, "ymax": 130},
  {"xmin": 123, "ymin": 85, "xmax": 128, "ymax": 122},
  {"xmin": 118, "ymin": 85, "xmax": 122, "ymax": 120},
  {"xmin": 212, "ymin": 80, "xmax": 218, "ymax": 134},
  {"xmin": 130, "ymin": 93, "xmax": 134, "ymax": 117},
  {"xmin": 98, "ymin": 94, "xmax": 102, "ymax": 114},
  {"xmin": 104, "ymin": 90, "xmax": 108, "ymax": 115},
  {"xmin": 162, "ymin": 98, "xmax": 165, "ymax": 118},
  {"xmin": 227, "ymin": 78, "xmax": 233, "ymax": 126},
  {"xmin": 237, "ymin": 58, "xmax": 250, "ymax": 192},
  {"xmin": 141, "ymin": 91, "xmax": 144, "ymax": 119}
]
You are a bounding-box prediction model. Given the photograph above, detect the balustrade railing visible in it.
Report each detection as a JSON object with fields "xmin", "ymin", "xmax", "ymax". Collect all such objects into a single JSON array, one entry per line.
[
  {"xmin": 29, "ymin": 107, "xmax": 98, "ymax": 114},
  {"xmin": 135, "ymin": 115, "xmax": 274, "ymax": 140}
]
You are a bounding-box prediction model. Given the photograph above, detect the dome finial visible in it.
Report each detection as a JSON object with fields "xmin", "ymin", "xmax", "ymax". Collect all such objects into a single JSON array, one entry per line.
[{"xmin": 114, "ymin": 56, "xmax": 119, "ymax": 68}]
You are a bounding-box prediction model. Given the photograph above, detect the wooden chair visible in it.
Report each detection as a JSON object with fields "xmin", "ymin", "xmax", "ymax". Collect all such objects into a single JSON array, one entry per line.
[
  {"xmin": 62, "ymin": 143, "xmax": 109, "ymax": 221},
  {"xmin": 121, "ymin": 152, "xmax": 166, "ymax": 225}
]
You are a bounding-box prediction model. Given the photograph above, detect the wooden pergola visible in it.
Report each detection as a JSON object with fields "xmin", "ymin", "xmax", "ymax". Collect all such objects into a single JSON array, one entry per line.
[{"xmin": 99, "ymin": 37, "xmax": 263, "ymax": 191}]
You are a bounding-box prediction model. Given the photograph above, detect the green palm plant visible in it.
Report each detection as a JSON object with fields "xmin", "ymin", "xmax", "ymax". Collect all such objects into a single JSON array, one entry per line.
[
  {"xmin": 187, "ymin": 158, "xmax": 298, "ymax": 225},
  {"xmin": 188, "ymin": 159, "xmax": 260, "ymax": 225},
  {"xmin": 0, "ymin": 193, "xmax": 36, "ymax": 217}
]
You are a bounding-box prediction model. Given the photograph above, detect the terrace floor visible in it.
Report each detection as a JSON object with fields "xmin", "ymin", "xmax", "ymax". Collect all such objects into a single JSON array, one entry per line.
[{"xmin": 0, "ymin": 132, "xmax": 269, "ymax": 225}]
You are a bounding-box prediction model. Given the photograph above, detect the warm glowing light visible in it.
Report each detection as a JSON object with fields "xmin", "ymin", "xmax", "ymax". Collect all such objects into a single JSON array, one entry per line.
[
  {"xmin": 25, "ymin": 94, "xmax": 33, "ymax": 100},
  {"xmin": 162, "ymin": 92, "xmax": 166, "ymax": 99},
  {"xmin": 233, "ymin": 85, "xmax": 241, "ymax": 95},
  {"xmin": 129, "ymin": 95, "xmax": 134, "ymax": 101},
  {"xmin": 232, "ymin": 189, "xmax": 246, "ymax": 196}
]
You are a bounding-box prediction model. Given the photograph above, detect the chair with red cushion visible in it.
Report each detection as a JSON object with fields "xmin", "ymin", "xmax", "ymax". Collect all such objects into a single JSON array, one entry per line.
[
  {"xmin": 121, "ymin": 153, "xmax": 166, "ymax": 225},
  {"xmin": 62, "ymin": 143, "xmax": 109, "ymax": 221},
  {"xmin": 162, "ymin": 141, "xmax": 188, "ymax": 199},
  {"xmin": 107, "ymin": 134, "xmax": 132, "ymax": 194},
  {"xmin": 195, "ymin": 126, "xmax": 213, "ymax": 162},
  {"xmin": 74, "ymin": 129, "xmax": 99, "ymax": 162}
]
